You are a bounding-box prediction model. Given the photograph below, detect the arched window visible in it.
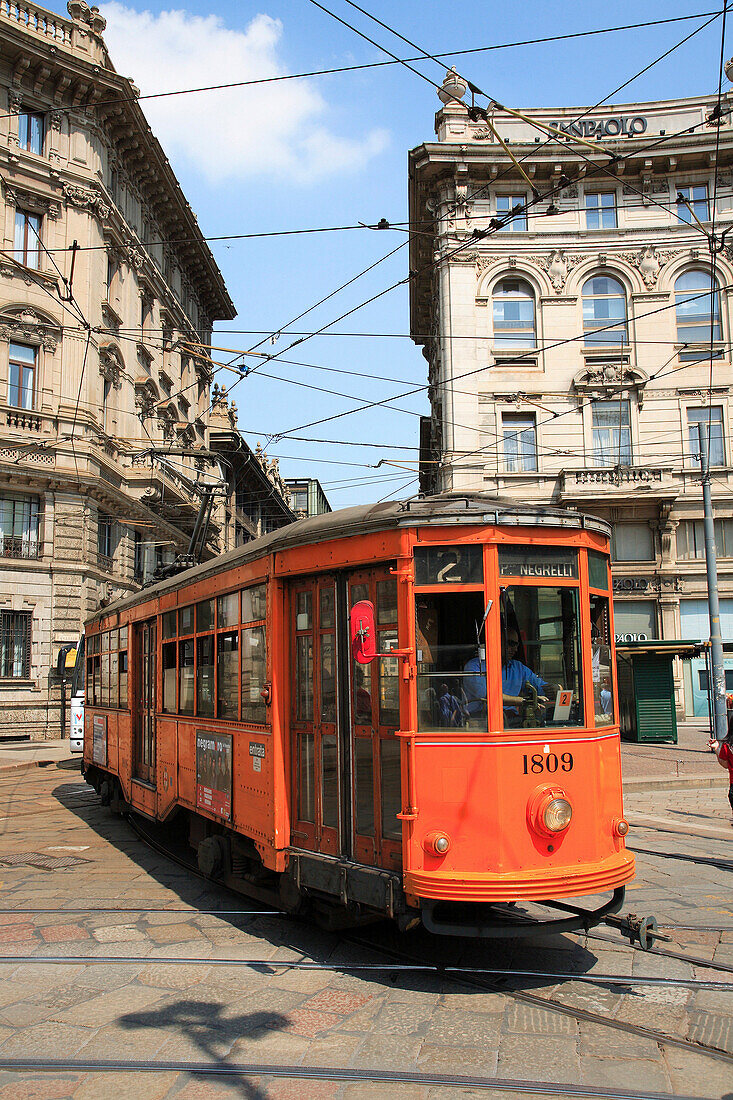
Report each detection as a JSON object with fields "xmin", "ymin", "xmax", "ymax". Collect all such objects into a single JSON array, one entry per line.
[
  {"xmin": 582, "ymin": 275, "xmax": 627, "ymax": 347},
  {"xmin": 675, "ymin": 269, "xmax": 721, "ymax": 346},
  {"xmin": 492, "ymin": 278, "xmax": 536, "ymax": 350}
]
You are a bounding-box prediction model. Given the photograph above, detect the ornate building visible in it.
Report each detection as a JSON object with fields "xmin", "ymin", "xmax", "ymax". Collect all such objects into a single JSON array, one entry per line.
[
  {"xmin": 0, "ymin": 1, "xmax": 236, "ymax": 738},
  {"xmin": 409, "ymin": 76, "xmax": 733, "ymax": 715}
]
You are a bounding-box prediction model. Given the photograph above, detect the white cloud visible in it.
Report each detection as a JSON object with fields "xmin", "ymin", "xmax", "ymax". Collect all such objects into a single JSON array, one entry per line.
[{"xmin": 101, "ymin": 3, "xmax": 389, "ymax": 184}]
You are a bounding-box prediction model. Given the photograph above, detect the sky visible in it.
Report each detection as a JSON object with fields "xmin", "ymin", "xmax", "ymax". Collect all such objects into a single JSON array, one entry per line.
[{"xmin": 44, "ymin": 0, "xmax": 732, "ymax": 507}]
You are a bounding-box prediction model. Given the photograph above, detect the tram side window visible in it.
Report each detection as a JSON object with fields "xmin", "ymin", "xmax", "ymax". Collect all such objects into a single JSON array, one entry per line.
[
  {"xmin": 217, "ymin": 631, "xmax": 239, "ymax": 719},
  {"xmin": 590, "ymin": 594, "xmax": 614, "ymax": 725},
  {"xmin": 119, "ymin": 626, "xmax": 128, "ymax": 708},
  {"xmin": 416, "ymin": 592, "xmax": 487, "ymax": 732},
  {"xmin": 197, "ymin": 635, "xmax": 215, "ymax": 717},
  {"xmin": 86, "ymin": 632, "xmax": 101, "ymax": 706},
  {"xmin": 501, "ymin": 586, "xmax": 584, "ymax": 729},
  {"xmin": 162, "ymin": 641, "xmax": 176, "ymax": 713},
  {"xmin": 179, "ymin": 639, "xmax": 194, "ymax": 715},
  {"xmin": 242, "ymin": 583, "xmax": 267, "ymax": 724}
]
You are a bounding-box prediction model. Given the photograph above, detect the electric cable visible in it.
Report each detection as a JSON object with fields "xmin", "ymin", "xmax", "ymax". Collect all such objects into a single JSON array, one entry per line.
[{"xmin": 0, "ymin": 11, "xmax": 717, "ymax": 126}]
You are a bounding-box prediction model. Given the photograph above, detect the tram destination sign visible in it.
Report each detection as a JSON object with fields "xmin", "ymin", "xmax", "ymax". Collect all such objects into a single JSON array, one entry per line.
[
  {"xmin": 549, "ymin": 115, "xmax": 647, "ymax": 138},
  {"xmin": 499, "ymin": 545, "xmax": 578, "ymax": 579}
]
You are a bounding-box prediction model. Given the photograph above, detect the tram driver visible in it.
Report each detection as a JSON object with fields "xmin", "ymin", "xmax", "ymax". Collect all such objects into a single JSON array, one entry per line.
[{"xmin": 464, "ymin": 629, "xmax": 556, "ymax": 727}]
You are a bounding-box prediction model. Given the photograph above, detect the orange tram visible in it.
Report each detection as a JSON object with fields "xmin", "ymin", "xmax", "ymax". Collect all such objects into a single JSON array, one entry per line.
[{"xmin": 82, "ymin": 494, "xmax": 635, "ymax": 937}]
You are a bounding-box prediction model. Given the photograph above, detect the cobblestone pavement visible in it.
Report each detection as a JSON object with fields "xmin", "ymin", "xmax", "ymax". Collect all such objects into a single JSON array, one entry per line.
[{"xmin": 0, "ymin": 765, "xmax": 731, "ymax": 1100}]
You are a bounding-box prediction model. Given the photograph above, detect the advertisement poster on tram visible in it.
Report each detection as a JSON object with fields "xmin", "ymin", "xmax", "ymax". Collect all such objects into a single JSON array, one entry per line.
[
  {"xmin": 92, "ymin": 714, "xmax": 107, "ymax": 766},
  {"xmin": 195, "ymin": 731, "xmax": 232, "ymax": 819}
]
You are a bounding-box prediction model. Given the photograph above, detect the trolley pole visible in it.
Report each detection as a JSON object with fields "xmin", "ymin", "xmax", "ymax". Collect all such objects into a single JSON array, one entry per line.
[{"xmin": 698, "ymin": 422, "xmax": 728, "ymax": 742}]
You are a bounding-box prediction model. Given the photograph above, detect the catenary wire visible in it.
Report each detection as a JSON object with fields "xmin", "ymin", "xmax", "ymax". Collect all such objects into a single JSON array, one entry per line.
[{"xmin": 0, "ymin": 11, "xmax": 717, "ymax": 125}]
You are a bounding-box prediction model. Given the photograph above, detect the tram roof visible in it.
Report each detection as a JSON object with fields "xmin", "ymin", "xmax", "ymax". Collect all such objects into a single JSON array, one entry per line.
[{"xmin": 88, "ymin": 493, "xmax": 610, "ymax": 626}]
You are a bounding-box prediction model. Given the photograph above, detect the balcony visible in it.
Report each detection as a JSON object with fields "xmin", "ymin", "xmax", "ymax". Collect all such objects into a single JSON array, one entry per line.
[
  {"xmin": 0, "ymin": 536, "xmax": 42, "ymax": 560},
  {"xmin": 559, "ymin": 465, "xmax": 678, "ymax": 503},
  {"xmin": 0, "ymin": 2, "xmax": 73, "ymax": 46},
  {"xmin": 5, "ymin": 409, "xmax": 42, "ymax": 432}
]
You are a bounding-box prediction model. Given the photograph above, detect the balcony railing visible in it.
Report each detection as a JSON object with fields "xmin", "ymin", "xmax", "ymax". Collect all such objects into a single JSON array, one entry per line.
[
  {"xmin": 0, "ymin": 1, "xmax": 73, "ymax": 43},
  {"xmin": 559, "ymin": 465, "xmax": 676, "ymax": 498},
  {"xmin": 97, "ymin": 553, "xmax": 114, "ymax": 573},
  {"xmin": 5, "ymin": 409, "xmax": 42, "ymax": 431},
  {"xmin": 0, "ymin": 1, "xmax": 72, "ymax": 44},
  {"xmin": 0, "ymin": 535, "xmax": 42, "ymax": 560}
]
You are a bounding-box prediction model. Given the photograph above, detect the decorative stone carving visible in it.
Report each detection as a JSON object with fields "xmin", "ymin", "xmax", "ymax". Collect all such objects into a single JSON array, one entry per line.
[
  {"xmin": 134, "ymin": 378, "xmax": 157, "ymax": 419},
  {"xmin": 573, "ymin": 362, "xmax": 648, "ymax": 405},
  {"xmin": 62, "ymin": 182, "xmax": 110, "ymax": 221},
  {"xmin": 623, "ymin": 178, "xmax": 668, "ymax": 196},
  {"xmin": 99, "ymin": 345, "xmax": 123, "ymax": 389},
  {"xmin": 617, "ymin": 246, "xmax": 683, "ymax": 287},
  {"xmin": 0, "ymin": 308, "xmax": 60, "ymax": 352},
  {"xmin": 124, "ymin": 244, "xmax": 144, "ymax": 270},
  {"xmin": 448, "ymin": 249, "xmax": 478, "ymax": 264},
  {"xmin": 50, "ymin": 111, "xmax": 63, "ymax": 133},
  {"xmin": 522, "ymin": 250, "xmax": 583, "ymax": 293},
  {"xmin": 3, "ymin": 185, "xmax": 60, "ymax": 219},
  {"xmin": 7, "ymin": 89, "xmax": 22, "ymax": 116},
  {"xmin": 176, "ymin": 422, "xmax": 196, "ymax": 447}
]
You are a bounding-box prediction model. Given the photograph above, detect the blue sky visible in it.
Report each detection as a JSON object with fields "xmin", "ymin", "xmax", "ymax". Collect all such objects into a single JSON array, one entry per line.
[{"xmin": 45, "ymin": 1, "xmax": 730, "ymax": 505}]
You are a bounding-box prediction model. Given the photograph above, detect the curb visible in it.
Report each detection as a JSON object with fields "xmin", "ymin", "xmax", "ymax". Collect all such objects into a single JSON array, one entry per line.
[
  {"xmin": 623, "ymin": 775, "xmax": 724, "ymax": 793},
  {"xmin": 0, "ymin": 758, "xmax": 75, "ymax": 775}
]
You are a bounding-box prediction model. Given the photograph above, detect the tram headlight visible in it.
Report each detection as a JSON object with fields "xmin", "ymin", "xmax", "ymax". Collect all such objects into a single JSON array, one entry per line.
[
  {"xmin": 423, "ymin": 831, "xmax": 451, "ymax": 856},
  {"xmin": 543, "ymin": 798, "xmax": 572, "ymax": 833},
  {"xmin": 527, "ymin": 786, "xmax": 573, "ymax": 838}
]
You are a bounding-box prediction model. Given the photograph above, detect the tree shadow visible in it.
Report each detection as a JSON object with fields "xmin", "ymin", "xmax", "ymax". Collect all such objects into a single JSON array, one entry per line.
[{"xmin": 119, "ymin": 999, "xmax": 288, "ymax": 1098}]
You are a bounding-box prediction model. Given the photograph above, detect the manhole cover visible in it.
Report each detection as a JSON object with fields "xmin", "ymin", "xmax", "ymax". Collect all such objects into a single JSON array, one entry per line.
[{"xmin": 0, "ymin": 852, "xmax": 92, "ymax": 871}]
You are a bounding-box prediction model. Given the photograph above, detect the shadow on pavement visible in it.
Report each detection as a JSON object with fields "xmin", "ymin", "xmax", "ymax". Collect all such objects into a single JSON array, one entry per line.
[
  {"xmin": 120, "ymin": 1001, "xmax": 287, "ymax": 1098},
  {"xmin": 51, "ymin": 773, "xmax": 603, "ymax": 998}
]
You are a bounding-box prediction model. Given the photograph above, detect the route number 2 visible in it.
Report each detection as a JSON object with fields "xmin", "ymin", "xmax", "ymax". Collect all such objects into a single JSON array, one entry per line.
[{"xmin": 523, "ymin": 752, "xmax": 574, "ymax": 774}]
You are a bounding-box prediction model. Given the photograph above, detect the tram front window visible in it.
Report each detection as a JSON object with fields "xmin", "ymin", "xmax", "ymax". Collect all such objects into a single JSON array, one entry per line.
[
  {"xmin": 502, "ymin": 586, "xmax": 583, "ymax": 729},
  {"xmin": 416, "ymin": 592, "xmax": 486, "ymax": 731},
  {"xmin": 590, "ymin": 593, "xmax": 614, "ymax": 725}
]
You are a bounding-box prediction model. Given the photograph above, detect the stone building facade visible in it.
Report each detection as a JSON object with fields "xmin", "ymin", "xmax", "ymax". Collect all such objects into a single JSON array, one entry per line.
[
  {"xmin": 0, "ymin": 1, "xmax": 237, "ymax": 738},
  {"xmin": 409, "ymin": 77, "xmax": 733, "ymax": 714}
]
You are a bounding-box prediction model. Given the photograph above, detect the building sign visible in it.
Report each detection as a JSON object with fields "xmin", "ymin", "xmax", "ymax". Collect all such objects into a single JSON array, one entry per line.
[
  {"xmin": 196, "ymin": 731, "xmax": 233, "ymax": 819},
  {"xmin": 92, "ymin": 714, "xmax": 107, "ymax": 766},
  {"xmin": 549, "ymin": 116, "xmax": 647, "ymax": 138},
  {"xmin": 615, "ymin": 632, "xmax": 649, "ymax": 643},
  {"xmin": 499, "ymin": 545, "xmax": 578, "ymax": 579},
  {"xmin": 613, "ymin": 577, "xmax": 682, "ymax": 594}
]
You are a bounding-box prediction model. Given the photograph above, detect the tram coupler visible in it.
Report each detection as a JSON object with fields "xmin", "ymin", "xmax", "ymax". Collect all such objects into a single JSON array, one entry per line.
[{"xmin": 603, "ymin": 912, "xmax": 670, "ymax": 951}]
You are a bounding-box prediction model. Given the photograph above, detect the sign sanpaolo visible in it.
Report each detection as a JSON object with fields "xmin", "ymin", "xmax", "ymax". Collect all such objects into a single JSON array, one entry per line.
[{"xmin": 549, "ymin": 116, "xmax": 648, "ymax": 138}]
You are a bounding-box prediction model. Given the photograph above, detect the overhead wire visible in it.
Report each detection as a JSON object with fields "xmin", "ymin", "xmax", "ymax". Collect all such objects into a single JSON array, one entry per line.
[
  {"xmin": 0, "ymin": 12, "xmax": 717, "ymax": 127},
  {"xmin": 9, "ymin": 9, "xmax": 727, "ymax": 503}
]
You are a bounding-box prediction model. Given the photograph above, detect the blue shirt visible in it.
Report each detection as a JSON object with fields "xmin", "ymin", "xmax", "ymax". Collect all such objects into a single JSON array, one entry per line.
[
  {"xmin": 463, "ymin": 656, "xmax": 549, "ymax": 716},
  {"xmin": 502, "ymin": 659, "xmax": 548, "ymax": 700}
]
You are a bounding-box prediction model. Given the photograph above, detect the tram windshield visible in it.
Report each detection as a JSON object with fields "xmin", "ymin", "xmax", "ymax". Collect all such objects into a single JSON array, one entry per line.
[
  {"xmin": 414, "ymin": 585, "xmax": 585, "ymax": 732},
  {"xmin": 590, "ymin": 593, "xmax": 614, "ymax": 725},
  {"xmin": 501, "ymin": 586, "xmax": 583, "ymax": 729},
  {"xmin": 416, "ymin": 592, "xmax": 488, "ymax": 731}
]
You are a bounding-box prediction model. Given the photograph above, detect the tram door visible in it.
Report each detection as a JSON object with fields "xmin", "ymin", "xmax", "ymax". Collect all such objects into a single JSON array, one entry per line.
[
  {"xmin": 291, "ymin": 577, "xmax": 340, "ymax": 856},
  {"xmin": 348, "ymin": 567, "xmax": 402, "ymax": 872},
  {"xmin": 133, "ymin": 619, "xmax": 156, "ymax": 783}
]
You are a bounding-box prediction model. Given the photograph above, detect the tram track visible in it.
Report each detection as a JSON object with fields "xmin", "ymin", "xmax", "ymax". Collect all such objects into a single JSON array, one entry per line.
[
  {"xmin": 0, "ymin": 1057, "xmax": 716, "ymax": 1100},
  {"xmin": 6, "ymin": 806, "xmax": 728, "ymax": 1070}
]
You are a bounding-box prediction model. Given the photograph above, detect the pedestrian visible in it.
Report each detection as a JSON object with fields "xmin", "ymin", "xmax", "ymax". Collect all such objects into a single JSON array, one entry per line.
[{"xmin": 709, "ymin": 728, "xmax": 733, "ymax": 826}]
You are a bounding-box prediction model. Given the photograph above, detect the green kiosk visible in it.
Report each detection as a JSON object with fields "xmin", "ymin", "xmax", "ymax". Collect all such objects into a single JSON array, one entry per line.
[{"xmin": 615, "ymin": 639, "xmax": 703, "ymax": 744}]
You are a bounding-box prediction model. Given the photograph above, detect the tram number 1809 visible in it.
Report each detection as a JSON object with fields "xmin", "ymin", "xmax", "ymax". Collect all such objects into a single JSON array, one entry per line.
[{"xmin": 522, "ymin": 752, "xmax": 574, "ymax": 774}]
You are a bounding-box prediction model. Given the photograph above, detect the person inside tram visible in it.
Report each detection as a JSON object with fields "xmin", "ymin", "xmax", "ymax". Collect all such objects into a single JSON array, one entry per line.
[
  {"xmin": 500, "ymin": 628, "xmax": 554, "ymax": 726},
  {"xmin": 437, "ymin": 681, "xmax": 466, "ymax": 727},
  {"xmin": 463, "ymin": 627, "xmax": 555, "ymax": 726}
]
